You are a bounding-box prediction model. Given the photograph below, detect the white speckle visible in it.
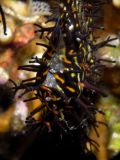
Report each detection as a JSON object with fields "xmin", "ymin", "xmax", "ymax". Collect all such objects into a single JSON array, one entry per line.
[
  {"xmin": 76, "ymin": 37, "xmax": 81, "ymax": 42},
  {"xmin": 0, "ymin": 67, "xmax": 9, "ymax": 84},
  {"xmin": 69, "ymin": 24, "xmax": 74, "ymax": 31},
  {"xmin": 112, "ymin": 132, "xmax": 119, "ymax": 139},
  {"xmin": 63, "ymin": 6, "xmax": 67, "ymax": 11},
  {"xmin": 18, "ymin": 71, "xmax": 27, "ymax": 80},
  {"xmin": 14, "ymin": 100, "xmax": 28, "ymax": 123},
  {"xmin": 45, "ymin": 97, "xmax": 51, "ymax": 101}
]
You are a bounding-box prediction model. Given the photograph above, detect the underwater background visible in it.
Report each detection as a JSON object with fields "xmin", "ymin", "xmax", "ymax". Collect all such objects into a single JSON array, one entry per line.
[{"xmin": 0, "ymin": 0, "xmax": 120, "ymax": 160}]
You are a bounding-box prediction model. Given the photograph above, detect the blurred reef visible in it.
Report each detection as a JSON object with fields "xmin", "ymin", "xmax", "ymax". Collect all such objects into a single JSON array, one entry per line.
[{"xmin": 0, "ymin": 0, "xmax": 120, "ymax": 160}]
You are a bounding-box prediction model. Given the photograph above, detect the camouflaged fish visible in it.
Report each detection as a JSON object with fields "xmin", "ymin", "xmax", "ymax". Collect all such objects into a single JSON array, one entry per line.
[{"xmin": 12, "ymin": 0, "xmax": 116, "ymax": 153}]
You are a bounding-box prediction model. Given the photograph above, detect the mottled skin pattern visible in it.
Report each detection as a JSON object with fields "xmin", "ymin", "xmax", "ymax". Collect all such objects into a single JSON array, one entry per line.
[{"xmin": 13, "ymin": 0, "xmax": 115, "ymax": 153}]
